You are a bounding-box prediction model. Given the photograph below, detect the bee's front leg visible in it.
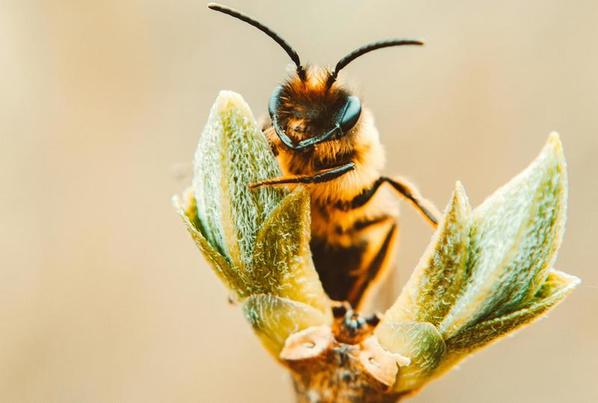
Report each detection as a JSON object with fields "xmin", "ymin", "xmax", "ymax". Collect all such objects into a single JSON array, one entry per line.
[{"xmin": 249, "ymin": 162, "xmax": 355, "ymax": 188}]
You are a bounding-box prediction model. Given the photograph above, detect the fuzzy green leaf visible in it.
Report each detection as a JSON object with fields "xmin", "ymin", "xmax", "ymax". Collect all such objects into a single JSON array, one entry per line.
[
  {"xmin": 377, "ymin": 134, "xmax": 578, "ymax": 394},
  {"xmin": 250, "ymin": 188, "xmax": 331, "ymax": 315},
  {"xmin": 375, "ymin": 182, "xmax": 470, "ymax": 392},
  {"xmin": 382, "ymin": 182, "xmax": 472, "ymax": 326},
  {"xmin": 445, "ymin": 269, "xmax": 579, "ymax": 355},
  {"xmin": 439, "ymin": 133, "xmax": 568, "ymax": 338},
  {"xmin": 179, "ymin": 91, "xmax": 330, "ymax": 316},
  {"xmin": 242, "ymin": 294, "xmax": 330, "ymax": 356},
  {"xmin": 173, "ymin": 190, "xmax": 247, "ymax": 298},
  {"xmin": 192, "ymin": 91, "xmax": 284, "ymax": 268},
  {"xmin": 375, "ymin": 321, "xmax": 446, "ymax": 393}
]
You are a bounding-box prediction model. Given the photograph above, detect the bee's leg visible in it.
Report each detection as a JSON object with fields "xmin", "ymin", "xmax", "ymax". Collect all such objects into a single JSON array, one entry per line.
[
  {"xmin": 348, "ymin": 223, "xmax": 399, "ymax": 310},
  {"xmin": 249, "ymin": 162, "xmax": 355, "ymax": 188},
  {"xmin": 341, "ymin": 176, "xmax": 439, "ymax": 227},
  {"xmin": 382, "ymin": 176, "xmax": 440, "ymax": 227}
]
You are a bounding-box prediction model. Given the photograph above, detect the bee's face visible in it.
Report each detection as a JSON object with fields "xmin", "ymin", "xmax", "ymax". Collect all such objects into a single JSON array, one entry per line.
[
  {"xmin": 207, "ymin": 3, "xmax": 422, "ymax": 151},
  {"xmin": 269, "ymin": 67, "xmax": 362, "ymax": 150}
]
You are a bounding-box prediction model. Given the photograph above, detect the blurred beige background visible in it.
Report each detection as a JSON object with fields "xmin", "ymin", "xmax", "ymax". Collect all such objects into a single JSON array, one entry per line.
[{"xmin": 1, "ymin": 0, "xmax": 597, "ymax": 402}]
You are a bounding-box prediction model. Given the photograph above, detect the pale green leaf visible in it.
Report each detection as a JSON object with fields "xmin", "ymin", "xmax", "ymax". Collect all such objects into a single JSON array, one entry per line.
[
  {"xmin": 375, "ymin": 321, "xmax": 446, "ymax": 393},
  {"xmin": 250, "ymin": 188, "xmax": 331, "ymax": 315},
  {"xmin": 242, "ymin": 294, "xmax": 330, "ymax": 357},
  {"xmin": 173, "ymin": 190, "xmax": 248, "ymax": 298},
  {"xmin": 192, "ymin": 91, "xmax": 285, "ymax": 267},
  {"xmin": 439, "ymin": 133, "xmax": 567, "ymax": 337},
  {"xmin": 445, "ymin": 269, "xmax": 580, "ymax": 355},
  {"xmin": 376, "ymin": 134, "xmax": 577, "ymax": 395},
  {"xmin": 382, "ymin": 182, "xmax": 471, "ymax": 326}
]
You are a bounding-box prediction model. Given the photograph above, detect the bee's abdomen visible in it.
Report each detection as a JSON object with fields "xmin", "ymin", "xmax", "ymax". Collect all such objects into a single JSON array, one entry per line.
[
  {"xmin": 309, "ymin": 180, "xmax": 400, "ymax": 308},
  {"xmin": 311, "ymin": 220, "xmax": 398, "ymax": 308},
  {"xmin": 310, "ymin": 237, "xmax": 367, "ymax": 303}
]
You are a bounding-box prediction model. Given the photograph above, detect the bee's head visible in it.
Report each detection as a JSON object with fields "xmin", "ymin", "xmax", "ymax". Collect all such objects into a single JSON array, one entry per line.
[
  {"xmin": 208, "ymin": 3, "xmax": 423, "ymax": 150},
  {"xmin": 268, "ymin": 67, "xmax": 362, "ymax": 150}
]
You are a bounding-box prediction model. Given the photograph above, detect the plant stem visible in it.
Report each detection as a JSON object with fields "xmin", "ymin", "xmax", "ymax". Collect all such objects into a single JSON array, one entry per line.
[{"xmin": 284, "ymin": 308, "xmax": 403, "ymax": 403}]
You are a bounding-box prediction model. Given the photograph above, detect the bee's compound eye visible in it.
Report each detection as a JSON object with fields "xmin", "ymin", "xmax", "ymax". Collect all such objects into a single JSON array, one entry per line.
[
  {"xmin": 269, "ymin": 86, "xmax": 284, "ymax": 118},
  {"xmin": 339, "ymin": 96, "xmax": 362, "ymax": 133}
]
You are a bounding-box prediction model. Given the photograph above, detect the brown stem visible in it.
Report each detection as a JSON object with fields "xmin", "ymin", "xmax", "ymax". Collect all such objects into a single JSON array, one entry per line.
[
  {"xmin": 289, "ymin": 352, "xmax": 401, "ymax": 403},
  {"xmin": 281, "ymin": 308, "xmax": 407, "ymax": 403}
]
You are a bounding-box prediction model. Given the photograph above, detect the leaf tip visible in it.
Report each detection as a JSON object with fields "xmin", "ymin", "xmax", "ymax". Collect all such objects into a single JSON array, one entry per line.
[
  {"xmin": 207, "ymin": 90, "xmax": 256, "ymax": 132},
  {"xmin": 547, "ymin": 131, "xmax": 562, "ymax": 147},
  {"xmin": 557, "ymin": 270, "xmax": 581, "ymax": 290},
  {"xmin": 451, "ymin": 180, "xmax": 471, "ymax": 211},
  {"xmin": 213, "ymin": 90, "xmax": 249, "ymax": 111},
  {"xmin": 544, "ymin": 131, "xmax": 566, "ymax": 164}
]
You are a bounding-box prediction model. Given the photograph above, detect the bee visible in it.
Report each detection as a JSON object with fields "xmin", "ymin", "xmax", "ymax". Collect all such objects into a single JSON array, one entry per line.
[{"xmin": 208, "ymin": 3, "xmax": 440, "ymax": 310}]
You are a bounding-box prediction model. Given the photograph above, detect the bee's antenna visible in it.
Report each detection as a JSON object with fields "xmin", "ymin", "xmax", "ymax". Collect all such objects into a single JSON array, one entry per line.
[
  {"xmin": 207, "ymin": 3, "xmax": 305, "ymax": 79},
  {"xmin": 327, "ymin": 39, "xmax": 424, "ymax": 86}
]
